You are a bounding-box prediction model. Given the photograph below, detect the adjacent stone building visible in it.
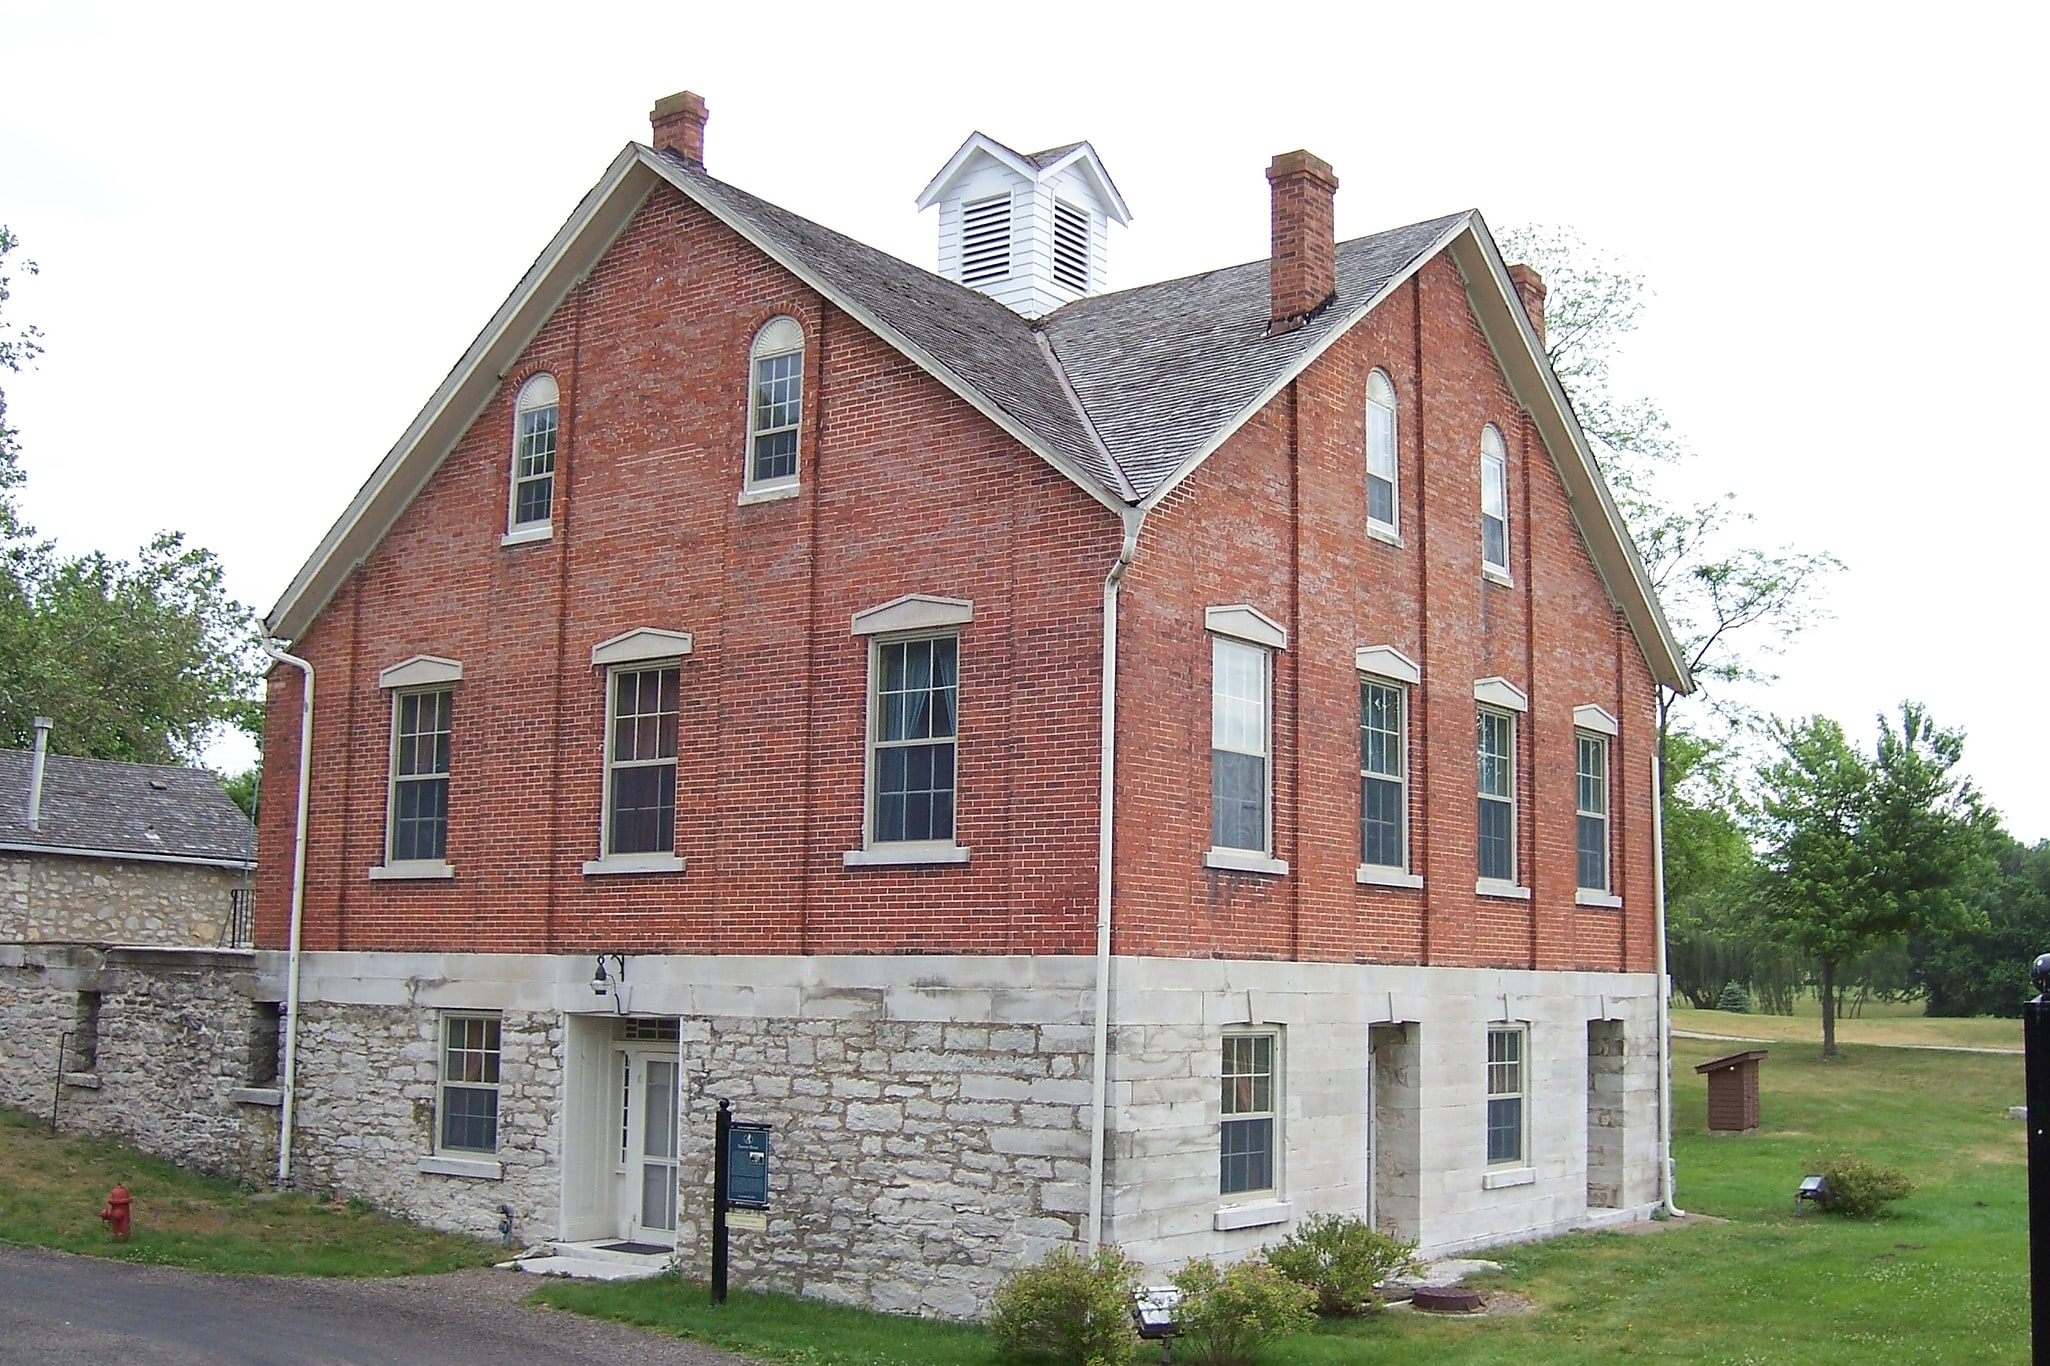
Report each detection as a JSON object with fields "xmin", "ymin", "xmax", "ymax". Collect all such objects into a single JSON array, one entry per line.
[{"xmin": 1, "ymin": 88, "xmax": 1694, "ymax": 1317}]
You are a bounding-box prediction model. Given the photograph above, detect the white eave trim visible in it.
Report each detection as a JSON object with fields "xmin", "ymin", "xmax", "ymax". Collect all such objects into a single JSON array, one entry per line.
[
  {"xmin": 851, "ymin": 594, "xmax": 974, "ymax": 637},
  {"xmin": 1475, "ymin": 676, "xmax": 1529, "ymax": 712},
  {"xmin": 1205, "ymin": 604, "xmax": 1287, "ymax": 650},
  {"xmin": 591, "ymin": 628, "xmax": 694, "ymax": 668},
  {"xmin": 1575, "ymin": 704, "xmax": 1620, "ymax": 736},
  {"xmin": 378, "ymin": 655, "xmax": 463, "ymax": 690},
  {"xmin": 0, "ymin": 841, "xmax": 254, "ymax": 871},
  {"xmin": 1355, "ymin": 645, "xmax": 1420, "ymax": 686}
]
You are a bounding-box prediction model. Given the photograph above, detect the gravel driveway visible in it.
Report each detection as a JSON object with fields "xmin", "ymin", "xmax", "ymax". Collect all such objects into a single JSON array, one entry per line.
[{"xmin": 0, "ymin": 1245, "xmax": 763, "ymax": 1365}]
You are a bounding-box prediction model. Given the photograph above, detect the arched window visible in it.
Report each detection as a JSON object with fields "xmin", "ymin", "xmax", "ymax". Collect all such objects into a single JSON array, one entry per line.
[
  {"xmin": 745, "ymin": 317, "xmax": 804, "ymax": 495},
  {"xmin": 508, "ymin": 373, "xmax": 558, "ymax": 534},
  {"xmin": 1366, "ymin": 369, "xmax": 1398, "ymax": 537},
  {"xmin": 1480, "ymin": 423, "xmax": 1509, "ymax": 578}
]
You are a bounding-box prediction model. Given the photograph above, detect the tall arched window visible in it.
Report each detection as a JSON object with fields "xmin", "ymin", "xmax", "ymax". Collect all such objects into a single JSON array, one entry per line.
[
  {"xmin": 745, "ymin": 317, "xmax": 804, "ymax": 496},
  {"xmin": 508, "ymin": 373, "xmax": 558, "ymax": 534},
  {"xmin": 1366, "ymin": 369, "xmax": 1398, "ymax": 537},
  {"xmin": 1480, "ymin": 423, "xmax": 1509, "ymax": 578}
]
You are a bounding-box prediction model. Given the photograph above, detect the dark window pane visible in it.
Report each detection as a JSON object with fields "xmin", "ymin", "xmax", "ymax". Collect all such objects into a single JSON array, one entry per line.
[
  {"xmin": 1578, "ymin": 814, "xmax": 1607, "ymax": 890},
  {"xmin": 1368, "ymin": 474, "xmax": 1394, "ymax": 526},
  {"xmin": 1211, "ymin": 750, "xmax": 1266, "ymax": 852},
  {"xmin": 1362, "ymin": 776, "xmax": 1403, "ymax": 867},
  {"xmin": 393, "ymin": 776, "xmax": 449, "ymax": 862},
  {"xmin": 442, "ymin": 1085, "xmax": 499, "ymax": 1153},
  {"xmin": 1479, "ymin": 798, "xmax": 1513, "ymax": 881},
  {"xmin": 610, "ymin": 764, "xmax": 676, "ymax": 855},
  {"xmin": 1484, "ymin": 515, "xmax": 1507, "ymax": 569},
  {"xmin": 1487, "ymin": 1096, "xmax": 1522, "ymax": 1165},
  {"xmin": 1220, "ymin": 1116, "xmax": 1273, "ymax": 1195}
]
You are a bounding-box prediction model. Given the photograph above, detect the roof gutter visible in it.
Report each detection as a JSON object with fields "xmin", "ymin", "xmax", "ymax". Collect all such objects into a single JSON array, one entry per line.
[
  {"xmin": 0, "ymin": 842, "xmax": 253, "ymax": 871},
  {"xmin": 261, "ymin": 640, "xmax": 315, "ymax": 1190},
  {"xmin": 1086, "ymin": 507, "xmax": 1142, "ymax": 1251}
]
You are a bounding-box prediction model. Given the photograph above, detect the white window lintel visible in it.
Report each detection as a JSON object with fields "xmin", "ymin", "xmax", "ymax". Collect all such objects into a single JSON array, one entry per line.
[
  {"xmin": 1574, "ymin": 704, "xmax": 1620, "ymax": 736},
  {"xmin": 851, "ymin": 594, "xmax": 974, "ymax": 637},
  {"xmin": 1355, "ymin": 645, "xmax": 1420, "ymax": 686},
  {"xmin": 591, "ymin": 628, "xmax": 694, "ymax": 668},
  {"xmin": 1474, "ymin": 676, "xmax": 1529, "ymax": 712},
  {"xmin": 1205, "ymin": 604, "xmax": 1287, "ymax": 650},
  {"xmin": 378, "ymin": 655, "xmax": 463, "ymax": 690}
]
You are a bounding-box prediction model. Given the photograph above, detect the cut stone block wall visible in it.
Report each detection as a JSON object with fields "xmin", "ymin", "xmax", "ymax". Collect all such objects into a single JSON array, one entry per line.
[{"xmin": 3, "ymin": 854, "xmax": 248, "ymax": 948}]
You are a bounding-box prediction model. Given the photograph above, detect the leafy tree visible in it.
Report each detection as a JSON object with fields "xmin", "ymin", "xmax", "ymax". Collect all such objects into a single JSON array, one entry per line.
[
  {"xmin": 1751, "ymin": 705, "xmax": 1995, "ymax": 1056},
  {"xmin": 1910, "ymin": 836, "xmax": 2050, "ymax": 1017}
]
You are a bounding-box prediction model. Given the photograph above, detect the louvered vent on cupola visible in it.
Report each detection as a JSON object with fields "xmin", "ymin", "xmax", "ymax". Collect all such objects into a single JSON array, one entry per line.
[{"xmin": 917, "ymin": 133, "xmax": 1132, "ymax": 320}]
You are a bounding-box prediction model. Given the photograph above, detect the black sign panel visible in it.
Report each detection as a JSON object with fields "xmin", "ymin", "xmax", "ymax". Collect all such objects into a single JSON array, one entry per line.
[{"xmin": 725, "ymin": 1122, "xmax": 771, "ymax": 1209}]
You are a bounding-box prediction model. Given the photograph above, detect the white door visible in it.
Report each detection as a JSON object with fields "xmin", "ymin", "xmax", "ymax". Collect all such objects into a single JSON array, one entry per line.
[{"xmin": 622, "ymin": 1049, "xmax": 680, "ymax": 1244}]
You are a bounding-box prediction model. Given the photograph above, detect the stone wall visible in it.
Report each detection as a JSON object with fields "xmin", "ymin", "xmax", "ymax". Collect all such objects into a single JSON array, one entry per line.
[{"xmin": 3, "ymin": 853, "xmax": 249, "ymax": 947}]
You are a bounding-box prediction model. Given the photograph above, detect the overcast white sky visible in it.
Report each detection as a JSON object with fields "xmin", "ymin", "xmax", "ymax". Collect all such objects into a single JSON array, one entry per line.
[{"xmin": 4, "ymin": 2, "xmax": 2044, "ymax": 839}]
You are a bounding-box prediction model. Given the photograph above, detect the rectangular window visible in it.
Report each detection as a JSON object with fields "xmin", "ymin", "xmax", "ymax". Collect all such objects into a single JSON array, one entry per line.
[
  {"xmin": 1577, "ymin": 733, "xmax": 1610, "ymax": 892},
  {"xmin": 1211, "ymin": 638, "xmax": 1271, "ymax": 854},
  {"xmin": 513, "ymin": 403, "xmax": 557, "ymax": 528},
  {"xmin": 439, "ymin": 1013, "xmax": 501, "ymax": 1154},
  {"xmin": 1481, "ymin": 442, "xmax": 1509, "ymax": 574},
  {"xmin": 1477, "ymin": 707, "xmax": 1516, "ymax": 883},
  {"xmin": 1486, "ymin": 1026, "xmax": 1526, "ymax": 1166},
  {"xmin": 1366, "ymin": 389, "xmax": 1397, "ymax": 532},
  {"xmin": 1220, "ymin": 1033, "xmax": 1276, "ymax": 1196},
  {"xmin": 388, "ymin": 689, "xmax": 452, "ymax": 864},
  {"xmin": 1360, "ymin": 679, "xmax": 1406, "ymax": 869},
  {"xmin": 871, "ymin": 636, "xmax": 958, "ymax": 844},
  {"xmin": 750, "ymin": 350, "xmax": 802, "ymax": 487},
  {"xmin": 606, "ymin": 667, "xmax": 680, "ymax": 856}
]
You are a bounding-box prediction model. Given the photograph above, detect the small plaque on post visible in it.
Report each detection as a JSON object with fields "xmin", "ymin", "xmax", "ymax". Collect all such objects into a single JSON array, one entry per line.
[{"xmin": 726, "ymin": 1122, "xmax": 772, "ymax": 1210}]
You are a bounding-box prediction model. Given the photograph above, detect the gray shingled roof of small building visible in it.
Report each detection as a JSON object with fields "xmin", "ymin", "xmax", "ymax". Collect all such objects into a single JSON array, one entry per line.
[{"xmin": 0, "ymin": 749, "xmax": 255, "ymax": 866}]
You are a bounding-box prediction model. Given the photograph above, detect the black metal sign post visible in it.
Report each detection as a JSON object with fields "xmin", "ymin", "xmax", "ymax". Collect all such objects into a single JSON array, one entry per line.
[
  {"xmin": 2027, "ymin": 955, "xmax": 2050, "ymax": 1364},
  {"xmin": 711, "ymin": 1099, "xmax": 731, "ymax": 1305}
]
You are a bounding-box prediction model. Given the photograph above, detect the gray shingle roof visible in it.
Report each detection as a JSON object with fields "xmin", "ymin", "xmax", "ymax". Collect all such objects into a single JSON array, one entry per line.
[{"xmin": 0, "ymin": 749, "xmax": 255, "ymax": 866}]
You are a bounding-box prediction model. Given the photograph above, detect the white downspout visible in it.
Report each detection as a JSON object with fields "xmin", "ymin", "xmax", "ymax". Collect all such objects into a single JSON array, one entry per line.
[
  {"xmin": 262, "ymin": 640, "xmax": 314, "ymax": 1190},
  {"xmin": 1086, "ymin": 510, "xmax": 1141, "ymax": 1252},
  {"xmin": 1651, "ymin": 751, "xmax": 1683, "ymax": 1216}
]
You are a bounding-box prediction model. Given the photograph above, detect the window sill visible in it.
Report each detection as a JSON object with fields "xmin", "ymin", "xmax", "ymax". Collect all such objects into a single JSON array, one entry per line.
[
  {"xmin": 500, "ymin": 524, "xmax": 553, "ymax": 547},
  {"xmin": 1576, "ymin": 890, "xmax": 1623, "ymax": 909},
  {"xmin": 419, "ymin": 1154, "xmax": 503, "ymax": 1180},
  {"xmin": 1483, "ymin": 1166, "xmax": 1536, "ymax": 1190},
  {"xmin": 1213, "ymin": 1199, "xmax": 1292, "ymax": 1231},
  {"xmin": 582, "ymin": 854, "xmax": 686, "ymax": 876},
  {"xmin": 843, "ymin": 843, "xmax": 971, "ymax": 867},
  {"xmin": 737, "ymin": 483, "xmax": 800, "ymax": 506},
  {"xmin": 368, "ymin": 861, "xmax": 455, "ymax": 881},
  {"xmin": 1482, "ymin": 566, "xmax": 1513, "ymax": 587},
  {"xmin": 1357, "ymin": 865, "xmax": 1423, "ymax": 889},
  {"xmin": 231, "ymin": 1086, "xmax": 283, "ymax": 1107},
  {"xmin": 1205, "ymin": 849, "xmax": 1290, "ymax": 876},
  {"xmin": 1476, "ymin": 879, "xmax": 1532, "ymax": 900},
  {"xmin": 1366, "ymin": 523, "xmax": 1403, "ymax": 548}
]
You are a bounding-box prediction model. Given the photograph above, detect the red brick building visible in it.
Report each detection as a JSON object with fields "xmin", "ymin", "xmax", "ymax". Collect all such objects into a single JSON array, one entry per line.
[{"xmin": 249, "ymin": 90, "xmax": 1689, "ymax": 1310}]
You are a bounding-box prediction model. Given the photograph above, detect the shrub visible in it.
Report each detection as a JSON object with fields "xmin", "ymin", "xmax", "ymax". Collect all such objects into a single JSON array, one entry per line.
[
  {"xmin": 988, "ymin": 1244, "xmax": 1141, "ymax": 1366},
  {"xmin": 1169, "ymin": 1256, "xmax": 1316, "ymax": 1366},
  {"xmin": 1716, "ymin": 980, "xmax": 1751, "ymax": 1013},
  {"xmin": 1814, "ymin": 1152, "xmax": 1917, "ymax": 1218},
  {"xmin": 1264, "ymin": 1213, "xmax": 1420, "ymax": 1315}
]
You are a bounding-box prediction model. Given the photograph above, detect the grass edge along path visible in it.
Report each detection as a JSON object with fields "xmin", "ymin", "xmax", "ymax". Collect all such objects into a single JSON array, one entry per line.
[{"xmin": 0, "ymin": 1105, "xmax": 502, "ymax": 1276}]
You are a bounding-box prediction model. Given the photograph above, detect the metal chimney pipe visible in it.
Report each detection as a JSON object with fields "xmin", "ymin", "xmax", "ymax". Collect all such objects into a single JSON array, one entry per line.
[{"xmin": 26, "ymin": 716, "xmax": 52, "ymax": 832}]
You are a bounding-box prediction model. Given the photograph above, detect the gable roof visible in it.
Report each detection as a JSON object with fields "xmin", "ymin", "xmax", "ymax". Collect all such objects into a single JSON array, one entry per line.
[
  {"xmin": 265, "ymin": 145, "xmax": 1689, "ymax": 692},
  {"xmin": 0, "ymin": 749, "xmax": 255, "ymax": 868},
  {"xmin": 915, "ymin": 132, "xmax": 1132, "ymax": 224}
]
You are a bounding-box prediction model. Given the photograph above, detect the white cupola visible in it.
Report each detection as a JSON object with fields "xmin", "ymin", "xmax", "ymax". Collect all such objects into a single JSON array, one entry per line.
[{"xmin": 916, "ymin": 133, "xmax": 1131, "ymax": 319}]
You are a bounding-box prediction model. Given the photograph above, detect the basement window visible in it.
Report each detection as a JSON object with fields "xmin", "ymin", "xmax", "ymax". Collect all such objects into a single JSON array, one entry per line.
[
  {"xmin": 1052, "ymin": 200, "xmax": 1089, "ymax": 292},
  {"xmin": 960, "ymin": 193, "xmax": 1013, "ymax": 286}
]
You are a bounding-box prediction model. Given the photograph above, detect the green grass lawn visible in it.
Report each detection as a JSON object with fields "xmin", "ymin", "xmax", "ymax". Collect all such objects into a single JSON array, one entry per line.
[
  {"xmin": 541, "ymin": 1023, "xmax": 2030, "ymax": 1364},
  {"xmin": 1674, "ymin": 999, "xmax": 2023, "ymax": 1052},
  {"xmin": 0, "ymin": 1106, "xmax": 503, "ymax": 1276}
]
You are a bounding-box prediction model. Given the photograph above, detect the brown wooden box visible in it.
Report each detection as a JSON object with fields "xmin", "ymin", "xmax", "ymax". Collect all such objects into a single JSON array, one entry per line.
[{"xmin": 1694, "ymin": 1049, "xmax": 1768, "ymax": 1134}]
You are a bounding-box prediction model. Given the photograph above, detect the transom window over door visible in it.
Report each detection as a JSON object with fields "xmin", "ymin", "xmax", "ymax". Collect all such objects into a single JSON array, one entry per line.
[
  {"xmin": 607, "ymin": 666, "xmax": 680, "ymax": 856},
  {"xmin": 509, "ymin": 373, "xmax": 558, "ymax": 533},
  {"xmin": 390, "ymin": 690, "xmax": 451, "ymax": 863},
  {"xmin": 1366, "ymin": 368, "xmax": 1398, "ymax": 536},
  {"xmin": 746, "ymin": 317, "xmax": 804, "ymax": 493},
  {"xmin": 872, "ymin": 636, "xmax": 958, "ymax": 844}
]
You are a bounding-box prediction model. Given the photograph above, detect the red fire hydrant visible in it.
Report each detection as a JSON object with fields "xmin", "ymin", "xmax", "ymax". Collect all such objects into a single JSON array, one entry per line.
[{"xmin": 99, "ymin": 1184, "xmax": 132, "ymax": 1241}]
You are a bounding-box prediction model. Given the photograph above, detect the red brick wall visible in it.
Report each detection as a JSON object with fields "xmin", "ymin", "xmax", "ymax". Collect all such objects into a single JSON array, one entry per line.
[{"xmin": 258, "ymin": 200, "xmax": 1663, "ymax": 976}]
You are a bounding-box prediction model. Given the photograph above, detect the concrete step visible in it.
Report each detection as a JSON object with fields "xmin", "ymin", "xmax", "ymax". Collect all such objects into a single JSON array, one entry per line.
[{"xmin": 503, "ymin": 1239, "xmax": 673, "ymax": 1282}]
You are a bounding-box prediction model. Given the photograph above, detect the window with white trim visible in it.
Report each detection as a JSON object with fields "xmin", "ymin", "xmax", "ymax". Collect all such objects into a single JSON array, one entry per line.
[
  {"xmin": 1480, "ymin": 423, "xmax": 1509, "ymax": 577},
  {"xmin": 1366, "ymin": 368, "xmax": 1398, "ymax": 536},
  {"xmin": 1212, "ymin": 637, "xmax": 1272, "ymax": 856},
  {"xmin": 604, "ymin": 666, "xmax": 680, "ymax": 856},
  {"xmin": 439, "ymin": 1013, "xmax": 501, "ymax": 1154},
  {"xmin": 388, "ymin": 689, "xmax": 451, "ymax": 864},
  {"xmin": 746, "ymin": 317, "xmax": 803, "ymax": 493},
  {"xmin": 1486, "ymin": 1026, "xmax": 1526, "ymax": 1166},
  {"xmin": 509, "ymin": 374, "xmax": 558, "ymax": 533},
  {"xmin": 1360, "ymin": 678, "xmax": 1407, "ymax": 871},
  {"xmin": 1220, "ymin": 1032, "xmax": 1277, "ymax": 1197},
  {"xmin": 870, "ymin": 635, "xmax": 958, "ymax": 845},
  {"xmin": 1577, "ymin": 732, "xmax": 1610, "ymax": 892},
  {"xmin": 1477, "ymin": 706, "xmax": 1516, "ymax": 883}
]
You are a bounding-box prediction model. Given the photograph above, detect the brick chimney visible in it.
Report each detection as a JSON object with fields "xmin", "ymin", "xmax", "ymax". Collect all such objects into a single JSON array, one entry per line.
[
  {"xmin": 650, "ymin": 90, "xmax": 709, "ymax": 165},
  {"xmin": 1266, "ymin": 150, "xmax": 1339, "ymax": 332},
  {"xmin": 1507, "ymin": 263, "xmax": 1547, "ymax": 344}
]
